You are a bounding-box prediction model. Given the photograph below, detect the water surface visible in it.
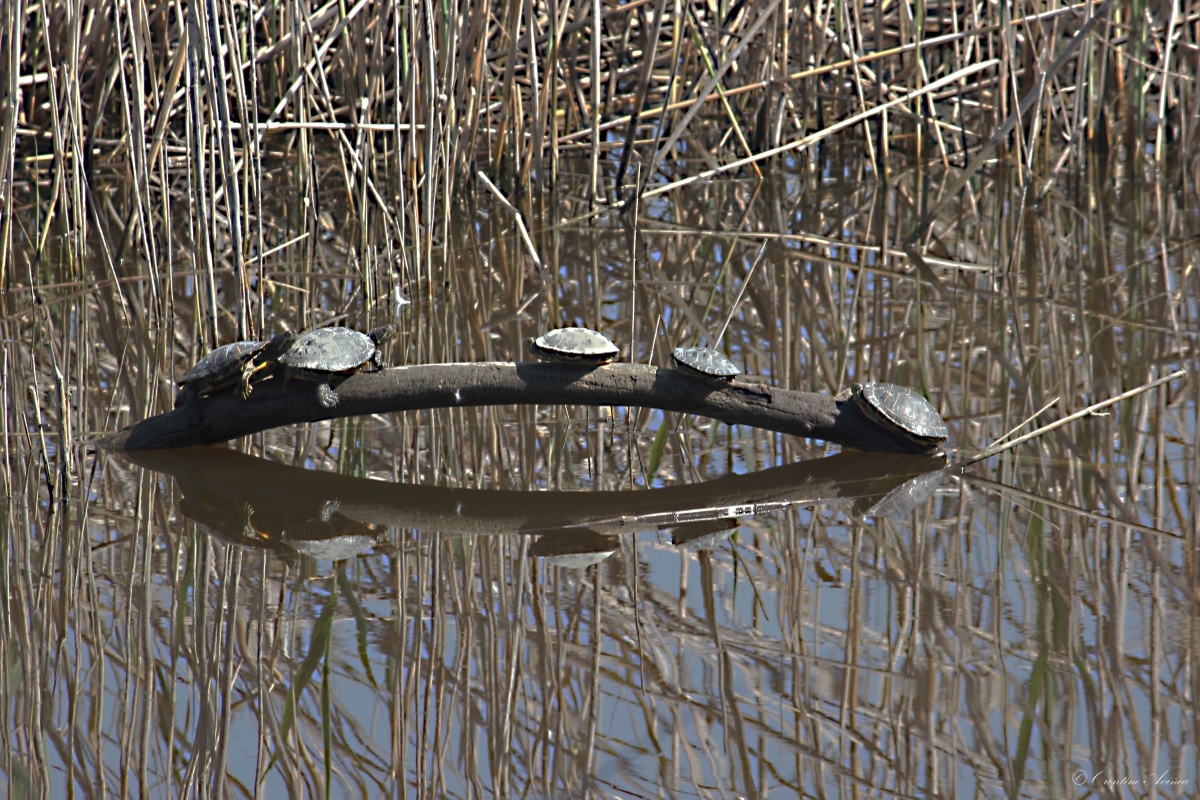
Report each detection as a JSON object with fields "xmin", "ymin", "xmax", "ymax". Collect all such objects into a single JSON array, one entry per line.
[{"xmin": 3, "ymin": 149, "xmax": 1197, "ymax": 798}]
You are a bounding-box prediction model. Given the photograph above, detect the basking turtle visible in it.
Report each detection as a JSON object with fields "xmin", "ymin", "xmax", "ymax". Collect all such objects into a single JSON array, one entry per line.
[
  {"xmin": 527, "ymin": 327, "xmax": 619, "ymax": 364},
  {"xmin": 851, "ymin": 382, "xmax": 948, "ymax": 446},
  {"xmin": 175, "ymin": 331, "xmax": 297, "ymax": 408},
  {"xmin": 279, "ymin": 324, "xmax": 396, "ymax": 409},
  {"xmin": 671, "ymin": 346, "xmax": 740, "ymax": 381}
]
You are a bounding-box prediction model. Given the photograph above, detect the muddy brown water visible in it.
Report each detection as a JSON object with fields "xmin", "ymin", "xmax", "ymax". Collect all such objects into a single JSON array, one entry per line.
[{"xmin": 2, "ymin": 151, "xmax": 1198, "ymax": 797}]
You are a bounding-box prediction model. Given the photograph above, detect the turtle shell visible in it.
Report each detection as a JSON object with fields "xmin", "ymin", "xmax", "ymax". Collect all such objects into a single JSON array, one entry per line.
[
  {"xmin": 279, "ymin": 327, "xmax": 378, "ymax": 373},
  {"xmin": 853, "ymin": 382, "xmax": 948, "ymax": 443},
  {"xmin": 286, "ymin": 534, "xmax": 378, "ymax": 561},
  {"xmin": 671, "ymin": 346, "xmax": 740, "ymax": 380},
  {"xmin": 179, "ymin": 340, "xmax": 266, "ymax": 393},
  {"xmin": 528, "ymin": 327, "xmax": 619, "ymax": 363},
  {"xmin": 176, "ymin": 331, "xmax": 297, "ymax": 406}
]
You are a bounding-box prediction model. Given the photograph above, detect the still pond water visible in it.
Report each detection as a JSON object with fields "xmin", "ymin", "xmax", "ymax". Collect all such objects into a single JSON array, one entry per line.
[{"xmin": 4, "ymin": 149, "xmax": 1198, "ymax": 798}]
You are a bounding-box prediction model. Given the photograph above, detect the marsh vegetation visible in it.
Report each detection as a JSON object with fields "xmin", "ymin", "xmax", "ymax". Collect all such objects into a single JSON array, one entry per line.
[{"xmin": 1, "ymin": 0, "xmax": 1198, "ymax": 796}]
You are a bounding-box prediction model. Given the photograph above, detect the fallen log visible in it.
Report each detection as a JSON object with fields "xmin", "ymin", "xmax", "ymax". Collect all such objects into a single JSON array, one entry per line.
[{"xmin": 99, "ymin": 361, "xmax": 942, "ymax": 453}]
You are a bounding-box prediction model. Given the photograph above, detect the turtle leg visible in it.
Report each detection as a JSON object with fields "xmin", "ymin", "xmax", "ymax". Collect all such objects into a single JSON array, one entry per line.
[
  {"xmin": 318, "ymin": 499, "xmax": 340, "ymax": 523},
  {"xmin": 316, "ymin": 382, "xmax": 340, "ymax": 409},
  {"xmin": 173, "ymin": 386, "xmax": 192, "ymax": 409},
  {"xmin": 239, "ymin": 362, "xmax": 256, "ymax": 400}
]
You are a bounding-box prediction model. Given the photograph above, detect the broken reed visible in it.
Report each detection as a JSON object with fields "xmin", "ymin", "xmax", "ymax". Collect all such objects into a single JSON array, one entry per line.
[{"xmin": 0, "ymin": 0, "xmax": 1189, "ymax": 318}]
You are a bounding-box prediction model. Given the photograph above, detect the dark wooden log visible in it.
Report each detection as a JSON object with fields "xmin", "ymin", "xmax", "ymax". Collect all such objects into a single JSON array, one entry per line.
[{"xmin": 99, "ymin": 361, "xmax": 941, "ymax": 453}]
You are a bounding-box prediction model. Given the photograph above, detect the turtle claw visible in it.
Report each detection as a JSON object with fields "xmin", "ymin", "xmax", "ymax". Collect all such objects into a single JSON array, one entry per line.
[
  {"xmin": 316, "ymin": 383, "xmax": 339, "ymax": 409},
  {"xmin": 239, "ymin": 368, "xmax": 255, "ymax": 400}
]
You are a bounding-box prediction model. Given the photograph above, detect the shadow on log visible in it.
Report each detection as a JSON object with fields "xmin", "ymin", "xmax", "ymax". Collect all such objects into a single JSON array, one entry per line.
[{"xmin": 99, "ymin": 361, "xmax": 944, "ymax": 453}]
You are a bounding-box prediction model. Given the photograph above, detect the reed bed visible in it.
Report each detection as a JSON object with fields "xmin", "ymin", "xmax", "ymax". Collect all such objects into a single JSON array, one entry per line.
[
  {"xmin": 1, "ymin": 0, "xmax": 1199, "ymax": 797},
  {"xmin": 2, "ymin": 0, "xmax": 1195, "ymax": 327}
]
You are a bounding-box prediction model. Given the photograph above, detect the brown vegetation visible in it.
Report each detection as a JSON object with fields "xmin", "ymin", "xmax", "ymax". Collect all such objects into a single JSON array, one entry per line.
[{"xmin": 1, "ymin": 0, "xmax": 1197, "ymax": 797}]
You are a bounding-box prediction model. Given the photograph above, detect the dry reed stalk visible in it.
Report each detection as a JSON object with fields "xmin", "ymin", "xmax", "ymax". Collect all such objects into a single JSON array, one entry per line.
[
  {"xmin": 478, "ymin": 170, "xmax": 543, "ymax": 268},
  {"xmin": 589, "ymin": 0, "xmax": 601, "ymax": 207},
  {"xmin": 2, "ymin": 4, "xmax": 1199, "ymax": 794},
  {"xmin": 648, "ymin": 0, "xmax": 782, "ymax": 176},
  {"xmin": 638, "ymin": 59, "xmax": 997, "ymax": 205},
  {"xmin": 683, "ymin": 3, "xmax": 761, "ymax": 176},
  {"xmin": 615, "ymin": 0, "xmax": 666, "ymax": 199}
]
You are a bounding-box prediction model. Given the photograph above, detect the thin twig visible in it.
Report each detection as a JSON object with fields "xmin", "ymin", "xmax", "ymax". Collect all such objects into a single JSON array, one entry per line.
[
  {"xmin": 955, "ymin": 370, "xmax": 1187, "ymax": 470},
  {"xmin": 714, "ymin": 242, "xmax": 767, "ymax": 347},
  {"xmin": 477, "ymin": 171, "xmax": 543, "ymax": 269},
  {"xmin": 991, "ymin": 396, "xmax": 1060, "ymax": 447}
]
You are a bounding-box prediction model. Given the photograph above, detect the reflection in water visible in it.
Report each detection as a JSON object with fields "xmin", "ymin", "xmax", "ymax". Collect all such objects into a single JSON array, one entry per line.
[
  {"xmin": 667, "ymin": 518, "xmax": 739, "ymax": 550},
  {"xmin": 140, "ymin": 445, "xmax": 946, "ymax": 575},
  {"xmin": 173, "ymin": 463, "xmax": 385, "ymax": 561},
  {"xmin": 126, "ymin": 445, "xmax": 946, "ymax": 539},
  {"xmin": 529, "ymin": 530, "xmax": 621, "ymax": 568},
  {"xmin": 115, "ymin": 441, "xmax": 958, "ymax": 798},
  {"xmin": 4, "ymin": 145, "xmax": 1198, "ymax": 796},
  {"xmin": 854, "ymin": 466, "xmax": 947, "ymax": 519}
]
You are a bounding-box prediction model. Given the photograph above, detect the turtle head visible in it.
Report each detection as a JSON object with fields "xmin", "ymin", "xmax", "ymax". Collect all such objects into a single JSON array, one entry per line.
[
  {"xmin": 264, "ymin": 330, "xmax": 298, "ymax": 357},
  {"xmin": 368, "ymin": 324, "xmax": 398, "ymax": 346}
]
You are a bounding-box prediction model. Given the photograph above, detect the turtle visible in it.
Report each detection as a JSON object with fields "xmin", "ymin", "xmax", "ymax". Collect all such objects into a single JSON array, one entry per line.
[
  {"xmin": 527, "ymin": 327, "xmax": 619, "ymax": 364},
  {"xmin": 859, "ymin": 468, "xmax": 946, "ymax": 518},
  {"xmin": 671, "ymin": 346, "xmax": 740, "ymax": 381},
  {"xmin": 530, "ymin": 531, "xmax": 620, "ymax": 568},
  {"xmin": 174, "ymin": 331, "xmax": 297, "ymax": 408},
  {"xmin": 279, "ymin": 324, "xmax": 397, "ymax": 409},
  {"xmin": 851, "ymin": 382, "xmax": 948, "ymax": 446}
]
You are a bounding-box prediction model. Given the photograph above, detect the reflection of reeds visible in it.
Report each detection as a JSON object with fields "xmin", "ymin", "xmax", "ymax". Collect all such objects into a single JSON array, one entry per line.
[{"xmin": 1, "ymin": 0, "xmax": 1198, "ymax": 796}]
